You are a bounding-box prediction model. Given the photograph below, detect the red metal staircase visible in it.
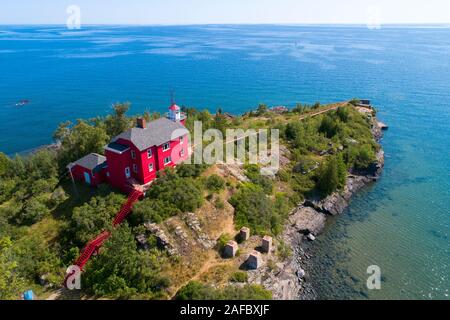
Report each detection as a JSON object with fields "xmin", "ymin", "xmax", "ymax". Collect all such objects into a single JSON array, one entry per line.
[
  {"xmin": 63, "ymin": 189, "xmax": 143, "ymax": 288},
  {"xmin": 113, "ymin": 189, "xmax": 143, "ymax": 226}
]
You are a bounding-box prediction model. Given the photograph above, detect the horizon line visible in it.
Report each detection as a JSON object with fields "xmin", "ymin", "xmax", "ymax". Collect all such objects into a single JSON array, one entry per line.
[{"xmin": 1, "ymin": 22, "xmax": 450, "ymax": 27}]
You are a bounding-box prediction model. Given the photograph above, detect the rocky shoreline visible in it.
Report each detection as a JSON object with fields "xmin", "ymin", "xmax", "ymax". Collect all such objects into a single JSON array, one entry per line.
[{"xmin": 267, "ymin": 117, "xmax": 386, "ymax": 300}]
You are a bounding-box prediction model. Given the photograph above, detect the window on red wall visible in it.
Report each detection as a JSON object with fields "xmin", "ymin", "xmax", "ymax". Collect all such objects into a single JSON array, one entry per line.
[
  {"xmin": 164, "ymin": 156, "xmax": 172, "ymax": 165},
  {"xmin": 148, "ymin": 163, "xmax": 153, "ymax": 172},
  {"xmin": 180, "ymin": 136, "xmax": 184, "ymax": 144},
  {"xmin": 131, "ymin": 150, "xmax": 136, "ymax": 159},
  {"xmin": 162, "ymin": 142, "xmax": 170, "ymax": 151},
  {"xmin": 147, "ymin": 149, "xmax": 152, "ymax": 158},
  {"xmin": 133, "ymin": 164, "xmax": 138, "ymax": 173}
]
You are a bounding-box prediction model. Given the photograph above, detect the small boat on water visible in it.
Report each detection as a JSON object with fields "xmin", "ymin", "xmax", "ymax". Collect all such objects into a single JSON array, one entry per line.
[{"xmin": 15, "ymin": 99, "xmax": 30, "ymax": 107}]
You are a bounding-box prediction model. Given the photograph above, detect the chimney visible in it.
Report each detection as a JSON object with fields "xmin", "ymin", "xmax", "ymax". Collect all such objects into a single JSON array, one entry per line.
[{"xmin": 137, "ymin": 118, "xmax": 146, "ymax": 129}]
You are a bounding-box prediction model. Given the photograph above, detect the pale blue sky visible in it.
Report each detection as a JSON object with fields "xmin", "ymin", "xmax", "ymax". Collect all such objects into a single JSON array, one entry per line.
[{"xmin": 1, "ymin": 0, "xmax": 450, "ymax": 25}]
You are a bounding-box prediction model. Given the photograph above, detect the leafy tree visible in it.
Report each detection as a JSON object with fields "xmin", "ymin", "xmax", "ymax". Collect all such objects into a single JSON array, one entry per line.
[
  {"xmin": 0, "ymin": 152, "xmax": 12, "ymax": 177},
  {"xmin": 28, "ymin": 178, "xmax": 58, "ymax": 196},
  {"xmin": 312, "ymin": 102, "xmax": 321, "ymax": 109},
  {"xmin": 26, "ymin": 150, "xmax": 58, "ymax": 180},
  {"xmin": 255, "ymin": 104, "xmax": 268, "ymax": 116},
  {"xmin": 14, "ymin": 197, "xmax": 50, "ymax": 225},
  {"xmin": 54, "ymin": 120, "xmax": 109, "ymax": 168},
  {"xmin": 292, "ymin": 103, "xmax": 307, "ymax": 114},
  {"xmin": 176, "ymin": 164, "xmax": 208, "ymax": 178},
  {"xmin": 319, "ymin": 115, "xmax": 340, "ymax": 138},
  {"xmin": 336, "ymin": 107, "xmax": 350, "ymax": 122},
  {"xmin": 229, "ymin": 184, "xmax": 276, "ymax": 235},
  {"xmin": 354, "ymin": 145, "xmax": 376, "ymax": 170},
  {"xmin": 132, "ymin": 198, "xmax": 178, "ymax": 224},
  {"xmin": 104, "ymin": 102, "xmax": 131, "ymax": 137},
  {"xmin": 12, "ymin": 234, "xmax": 63, "ymax": 287},
  {"xmin": 133, "ymin": 169, "xmax": 205, "ymax": 225},
  {"xmin": 0, "ymin": 178, "xmax": 17, "ymax": 204},
  {"xmin": 336, "ymin": 154, "xmax": 348, "ymax": 189},
  {"xmin": 147, "ymin": 170, "xmax": 204, "ymax": 213},
  {"xmin": 0, "ymin": 237, "xmax": 26, "ymax": 300},
  {"xmin": 70, "ymin": 192, "xmax": 125, "ymax": 244},
  {"xmin": 83, "ymin": 224, "xmax": 169, "ymax": 299},
  {"xmin": 317, "ymin": 155, "xmax": 347, "ymax": 197},
  {"xmin": 205, "ymin": 174, "xmax": 225, "ymax": 192},
  {"xmin": 213, "ymin": 113, "xmax": 229, "ymax": 135},
  {"xmin": 8, "ymin": 155, "xmax": 26, "ymax": 178},
  {"xmin": 285, "ymin": 121, "xmax": 329, "ymax": 154}
]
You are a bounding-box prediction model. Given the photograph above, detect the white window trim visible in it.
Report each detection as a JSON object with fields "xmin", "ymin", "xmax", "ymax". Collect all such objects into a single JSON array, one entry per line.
[
  {"xmin": 147, "ymin": 149, "xmax": 153, "ymax": 159},
  {"xmin": 180, "ymin": 148, "xmax": 185, "ymax": 157},
  {"xmin": 162, "ymin": 142, "xmax": 170, "ymax": 151},
  {"xmin": 180, "ymin": 136, "xmax": 184, "ymax": 145},
  {"xmin": 164, "ymin": 156, "xmax": 172, "ymax": 165},
  {"xmin": 148, "ymin": 163, "xmax": 154, "ymax": 172}
]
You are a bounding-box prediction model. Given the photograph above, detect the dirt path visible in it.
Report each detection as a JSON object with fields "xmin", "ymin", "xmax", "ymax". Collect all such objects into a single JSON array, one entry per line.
[{"xmin": 298, "ymin": 101, "xmax": 347, "ymax": 121}]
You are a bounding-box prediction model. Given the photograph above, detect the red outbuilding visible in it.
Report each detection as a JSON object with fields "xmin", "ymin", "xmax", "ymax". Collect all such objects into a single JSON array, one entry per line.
[{"xmin": 67, "ymin": 153, "xmax": 107, "ymax": 186}]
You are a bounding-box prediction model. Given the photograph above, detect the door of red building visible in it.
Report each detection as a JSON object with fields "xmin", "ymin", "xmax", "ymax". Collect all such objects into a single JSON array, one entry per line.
[{"xmin": 84, "ymin": 172, "xmax": 91, "ymax": 185}]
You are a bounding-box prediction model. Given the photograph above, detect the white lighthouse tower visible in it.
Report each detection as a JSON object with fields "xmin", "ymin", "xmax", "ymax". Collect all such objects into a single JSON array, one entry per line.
[{"xmin": 168, "ymin": 103, "xmax": 181, "ymax": 122}]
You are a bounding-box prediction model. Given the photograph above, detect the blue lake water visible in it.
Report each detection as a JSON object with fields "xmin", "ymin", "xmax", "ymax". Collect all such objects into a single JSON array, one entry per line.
[{"xmin": 0, "ymin": 24, "xmax": 449, "ymax": 299}]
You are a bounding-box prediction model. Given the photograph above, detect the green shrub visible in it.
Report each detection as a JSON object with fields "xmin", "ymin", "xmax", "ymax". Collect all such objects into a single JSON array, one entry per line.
[
  {"xmin": 177, "ymin": 164, "xmax": 209, "ymax": 178},
  {"xmin": 244, "ymin": 165, "xmax": 273, "ymax": 195},
  {"xmin": 230, "ymin": 271, "xmax": 248, "ymax": 283},
  {"xmin": 14, "ymin": 197, "xmax": 50, "ymax": 225},
  {"xmin": 213, "ymin": 198, "xmax": 225, "ymax": 209},
  {"xmin": 83, "ymin": 224, "xmax": 169, "ymax": 299},
  {"xmin": 70, "ymin": 192, "xmax": 125, "ymax": 244},
  {"xmin": 49, "ymin": 186, "xmax": 68, "ymax": 207},
  {"xmin": 277, "ymin": 240, "xmax": 293, "ymax": 260},
  {"xmin": 175, "ymin": 281, "xmax": 218, "ymax": 300},
  {"xmin": 229, "ymin": 183, "xmax": 286, "ymax": 235},
  {"xmin": 0, "ymin": 237, "xmax": 26, "ymax": 299},
  {"xmin": 354, "ymin": 145, "xmax": 376, "ymax": 170},
  {"xmin": 319, "ymin": 115, "xmax": 341, "ymax": 138},
  {"xmin": 12, "ymin": 234, "xmax": 63, "ymax": 287},
  {"xmin": 175, "ymin": 281, "xmax": 272, "ymax": 300},
  {"xmin": 317, "ymin": 155, "xmax": 347, "ymax": 197},
  {"xmin": 217, "ymin": 233, "xmax": 233, "ymax": 252},
  {"xmin": 147, "ymin": 170, "xmax": 204, "ymax": 213},
  {"xmin": 277, "ymin": 169, "xmax": 290, "ymax": 182},
  {"xmin": 205, "ymin": 174, "xmax": 225, "ymax": 192},
  {"xmin": 132, "ymin": 198, "xmax": 178, "ymax": 224}
]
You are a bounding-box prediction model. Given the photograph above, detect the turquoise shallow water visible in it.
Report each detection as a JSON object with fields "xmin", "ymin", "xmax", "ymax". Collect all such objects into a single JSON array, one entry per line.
[{"xmin": 0, "ymin": 25, "xmax": 449, "ymax": 299}]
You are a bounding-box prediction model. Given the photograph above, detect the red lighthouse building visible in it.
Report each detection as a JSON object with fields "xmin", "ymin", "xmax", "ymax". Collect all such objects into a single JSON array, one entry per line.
[{"xmin": 68, "ymin": 103, "xmax": 189, "ymax": 192}]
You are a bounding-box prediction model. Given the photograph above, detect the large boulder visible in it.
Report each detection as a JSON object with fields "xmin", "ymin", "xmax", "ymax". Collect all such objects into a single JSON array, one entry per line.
[{"xmin": 289, "ymin": 207, "xmax": 326, "ymax": 235}]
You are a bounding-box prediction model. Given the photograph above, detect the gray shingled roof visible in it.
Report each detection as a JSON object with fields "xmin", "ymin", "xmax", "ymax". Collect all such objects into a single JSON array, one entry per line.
[
  {"xmin": 71, "ymin": 153, "xmax": 106, "ymax": 171},
  {"xmin": 112, "ymin": 117, "xmax": 189, "ymax": 151}
]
